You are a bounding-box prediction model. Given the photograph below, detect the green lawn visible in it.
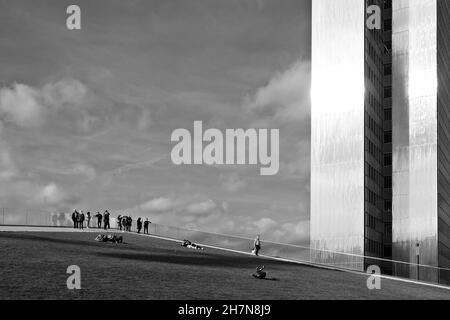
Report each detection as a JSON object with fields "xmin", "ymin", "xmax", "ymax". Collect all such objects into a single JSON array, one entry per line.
[{"xmin": 0, "ymin": 231, "xmax": 449, "ymax": 300}]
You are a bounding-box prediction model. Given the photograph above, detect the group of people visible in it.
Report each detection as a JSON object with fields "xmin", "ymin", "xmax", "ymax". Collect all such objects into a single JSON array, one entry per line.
[
  {"xmin": 71, "ymin": 210, "xmax": 111, "ymax": 230},
  {"xmin": 71, "ymin": 210, "xmax": 92, "ymax": 229},
  {"xmin": 117, "ymin": 215, "xmax": 132, "ymax": 231},
  {"xmin": 136, "ymin": 217, "xmax": 151, "ymax": 234},
  {"xmin": 70, "ymin": 209, "xmax": 154, "ymax": 234}
]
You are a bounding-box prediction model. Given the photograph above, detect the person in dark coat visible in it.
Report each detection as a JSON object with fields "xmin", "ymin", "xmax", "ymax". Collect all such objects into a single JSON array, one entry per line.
[
  {"xmin": 79, "ymin": 211, "xmax": 85, "ymax": 229},
  {"xmin": 143, "ymin": 218, "xmax": 151, "ymax": 234},
  {"xmin": 71, "ymin": 210, "xmax": 79, "ymax": 229},
  {"xmin": 103, "ymin": 210, "xmax": 110, "ymax": 230},
  {"xmin": 86, "ymin": 212, "xmax": 91, "ymax": 229},
  {"xmin": 117, "ymin": 215, "xmax": 122, "ymax": 231},
  {"xmin": 137, "ymin": 218, "xmax": 142, "ymax": 233},
  {"xmin": 95, "ymin": 212, "xmax": 102, "ymax": 228}
]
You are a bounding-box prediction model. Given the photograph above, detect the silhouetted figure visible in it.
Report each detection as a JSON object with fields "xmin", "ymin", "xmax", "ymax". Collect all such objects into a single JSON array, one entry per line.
[
  {"xmin": 71, "ymin": 210, "xmax": 79, "ymax": 229},
  {"xmin": 96, "ymin": 212, "xmax": 102, "ymax": 228},
  {"xmin": 137, "ymin": 218, "xmax": 142, "ymax": 233},
  {"xmin": 86, "ymin": 212, "xmax": 91, "ymax": 229},
  {"xmin": 79, "ymin": 211, "xmax": 85, "ymax": 229},
  {"xmin": 117, "ymin": 215, "xmax": 122, "ymax": 231},
  {"xmin": 144, "ymin": 218, "xmax": 151, "ymax": 234},
  {"xmin": 103, "ymin": 210, "xmax": 110, "ymax": 230}
]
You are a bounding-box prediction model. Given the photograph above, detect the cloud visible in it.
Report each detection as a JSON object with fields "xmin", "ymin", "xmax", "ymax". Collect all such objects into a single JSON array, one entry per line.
[
  {"xmin": 220, "ymin": 173, "xmax": 248, "ymax": 193},
  {"xmin": 186, "ymin": 199, "xmax": 217, "ymax": 215},
  {"xmin": 65, "ymin": 164, "xmax": 96, "ymax": 180},
  {"xmin": 140, "ymin": 197, "xmax": 174, "ymax": 212},
  {"xmin": 243, "ymin": 60, "xmax": 310, "ymax": 123},
  {"xmin": 0, "ymin": 83, "xmax": 44, "ymax": 128},
  {"xmin": 31, "ymin": 182, "xmax": 80, "ymax": 209},
  {"xmin": 0, "ymin": 145, "xmax": 18, "ymax": 182},
  {"xmin": 0, "ymin": 79, "xmax": 88, "ymax": 129},
  {"xmin": 252, "ymin": 217, "xmax": 277, "ymax": 233}
]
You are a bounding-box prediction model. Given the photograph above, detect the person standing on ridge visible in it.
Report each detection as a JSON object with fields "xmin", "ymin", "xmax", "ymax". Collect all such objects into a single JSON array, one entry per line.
[
  {"xmin": 96, "ymin": 211, "xmax": 102, "ymax": 228},
  {"xmin": 144, "ymin": 218, "xmax": 151, "ymax": 234}
]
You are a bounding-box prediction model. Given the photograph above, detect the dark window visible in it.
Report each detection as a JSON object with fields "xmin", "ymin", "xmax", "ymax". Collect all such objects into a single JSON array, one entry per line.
[
  {"xmin": 384, "ymin": 0, "xmax": 392, "ymax": 9},
  {"xmin": 384, "ymin": 200, "xmax": 392, "ymax": 212},
  {"xmin": 384, "ymin": 176, "xmax": 392, "ymax": 189},
  {"xmin": 384, "ymin": 108, "xmax": 392, "ymax": 121},
  {"xmin": 384, "ymin": 246, "xmax": 392, "ymax": 257},
  {"xmin": 384, "ymin": 19, "xmax": 392, "ymax": 32},
  {"xmin": 384, "ymin": 153, "xmax": 392, "ymax": 166},
  {"xmin": 384, "ymin": 86, "xmax": 392, "ymax": 98},
  {"xmin": 384, "ymin": 131, "xmax": 392, "ymax": 143},
  {"xmin": 384, "ymin": 64, "xmax": 392, "ymax": 76}
]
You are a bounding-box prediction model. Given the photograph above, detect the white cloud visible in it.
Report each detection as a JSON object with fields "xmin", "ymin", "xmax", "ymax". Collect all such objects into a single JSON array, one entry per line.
[
  {"xmin": 243, "ymin": 60, "xmax": 310, "ymax": 123},
  {"xmin": 0, "ymin": 79, "xmax": 88, "ymax": 129},
  {"xmin": 219, "ymin": 173, "xmax": 248, "ymax": 193},
  {"xmin": 0, "ymin": 83, "xmax": 45, "ymax": 128},
  {"xmin": 0, "ymin": 145, "xmax": 17, "ymax": 182},
  {"xmin": 186, "ymin": 199, "xmax": 217, "ymax": 215},
  {"xmin": 140, "ymin": 197, "xmax": 174, "ymax": 212},
  {"xmin": 253, "ymin": 217, "xmax": 277, "ymax": 233},
  {"xmin": 35, "ymin": 183, "xmax": 66, "ymax": 206}
]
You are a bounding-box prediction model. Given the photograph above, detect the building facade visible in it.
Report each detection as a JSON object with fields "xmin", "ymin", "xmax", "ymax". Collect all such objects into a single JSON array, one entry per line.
[
  {"xmin": 392, "ymin": 0, "xmax": 450, "ymax": 283},
  {"xmin": 311, "ymin": 0, "xmax": 393, "ymax": 271},
  {"xmin": 311, "ymin": 0, "xmax": 450, "ymax": 284}
]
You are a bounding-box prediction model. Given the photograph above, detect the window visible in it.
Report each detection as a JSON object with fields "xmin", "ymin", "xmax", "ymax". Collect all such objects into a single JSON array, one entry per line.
[
  {"xmin": 384, "ymin": 64, "xmax": 392, "ymax": 76},
  {"xmin": 384, "ymin": 0, "xmax": 392, "ymax": 9},
  {"xmin": 384, "ymin": 153, "xmax": 392, "ymax": 166},
  {"xmin": 384, "ymin": 176, "xmax": 392, "ymax": 189},
  {"xmin": 384, "ymin": 108, "xmax": 392, "ymax": 121},
  {"xmin": 384, "ymin": 200, "xmax": 392, "ymax": 212},
  {"xmin": 384, "ymin": 19, "xmax": 392, "ymax": 32},
  {"xmin": 384, "ymin": 86, "xmax": 392, "ymax": 98},
  {"xmin": 384, "ymin": 131, "xmax": 392, "ymax": 143}
]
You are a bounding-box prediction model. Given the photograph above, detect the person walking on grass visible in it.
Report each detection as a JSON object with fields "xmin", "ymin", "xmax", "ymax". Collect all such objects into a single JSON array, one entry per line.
[
  {"xmin": 144, "ymin": 218, "xmax": 151, "ymax": 234},
  {"xmin": 137, "ymin": 218, "xmax": 142, "ymax": 233},
  {"xmin": 253, "ymin": 234, "xmax": 261, "ymax": 256}
]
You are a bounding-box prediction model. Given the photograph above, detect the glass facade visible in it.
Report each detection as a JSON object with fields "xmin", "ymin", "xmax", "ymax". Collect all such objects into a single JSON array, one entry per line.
[
  {"xmin": 437, "ymin": 0, "xmax": 450, "ymax": 284},
  {"xmin": 311, "ymin": 0, "xmax": 449, "ymax": 282},
  {"xmin": 392, "ymin": 0, "xmax": 450, "ymax": 283},
  {"xmin": 311, "ymin": 0, "xmax": 366, "ymax": 270}
]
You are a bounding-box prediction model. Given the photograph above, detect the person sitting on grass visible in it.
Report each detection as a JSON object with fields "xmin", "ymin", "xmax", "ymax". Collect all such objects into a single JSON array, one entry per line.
[
  {"xmin": 181, "ymin": 239, "xmax": 205, "ymax": 251},
  {"xmin": 252, "ymin": 265, "xmax": 266, "ymax": 279},
  {"xmin": 95, "ymin": 234, "xmax": 123, "ymax": 244}
]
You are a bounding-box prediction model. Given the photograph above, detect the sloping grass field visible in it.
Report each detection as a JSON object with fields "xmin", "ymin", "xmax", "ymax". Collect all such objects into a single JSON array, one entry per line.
[{"xmin": 0, "ymin": 230, "xmax": 449, "ymax": 300}]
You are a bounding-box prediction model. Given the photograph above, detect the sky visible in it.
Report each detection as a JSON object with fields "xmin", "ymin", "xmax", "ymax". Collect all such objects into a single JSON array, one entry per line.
[{"xmin": 0, "ymin": 0, "xmax": 312, "ymax": 245}]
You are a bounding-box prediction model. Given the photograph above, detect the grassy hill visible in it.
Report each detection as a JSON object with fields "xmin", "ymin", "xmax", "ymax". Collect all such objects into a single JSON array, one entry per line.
[{"xmin": 0, "ymin": 230, "xmax": 449, "ymax": 299}]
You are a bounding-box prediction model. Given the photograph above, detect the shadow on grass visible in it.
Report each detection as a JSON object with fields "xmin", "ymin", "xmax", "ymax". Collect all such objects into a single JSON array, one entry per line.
[
  {"xmin": 95, "ymin": 251, "xmax": 284, "ymax": 270},
  {"xmin": 0, "ymin": 232, "xmax": 144, "ymax": 252}
]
